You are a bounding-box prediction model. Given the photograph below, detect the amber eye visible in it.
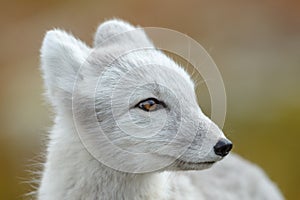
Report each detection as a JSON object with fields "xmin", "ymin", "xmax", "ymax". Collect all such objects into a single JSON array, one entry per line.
[{"xmin": 136, "ymin": 98, "xmax": 165, "ymax": 112}]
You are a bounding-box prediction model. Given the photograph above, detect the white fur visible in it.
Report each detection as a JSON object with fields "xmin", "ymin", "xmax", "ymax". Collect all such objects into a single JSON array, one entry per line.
[{"xmin": 38, "ymin": 19, "xmax": 284, "ymax": 200}]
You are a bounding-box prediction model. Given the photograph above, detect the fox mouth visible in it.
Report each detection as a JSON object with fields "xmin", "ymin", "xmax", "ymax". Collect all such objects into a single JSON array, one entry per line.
[
  {"xmin": 177, "ymin": 159, "xmax": 216, "ymax": 165},
  {"xmin": 175, "ymin": 159, "xmax": 216, "ymax": 170}
]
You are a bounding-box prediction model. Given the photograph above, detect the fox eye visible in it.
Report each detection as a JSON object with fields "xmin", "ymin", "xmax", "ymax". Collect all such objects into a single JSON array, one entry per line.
[{"xmin": 136, "ymin": 98, "xmax": 165, "ymax": 112}]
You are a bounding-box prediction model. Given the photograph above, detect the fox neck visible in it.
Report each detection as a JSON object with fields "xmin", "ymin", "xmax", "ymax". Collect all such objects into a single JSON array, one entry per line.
[{"xmin": 38, "ymin": 116, "xmax": 170, "ymax": 200}]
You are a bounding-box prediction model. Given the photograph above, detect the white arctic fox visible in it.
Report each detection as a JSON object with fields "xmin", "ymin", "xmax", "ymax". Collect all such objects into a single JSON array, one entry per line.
[{"xmin": 38, "ymin": 19, "xmax": 284, "ymax": 200}]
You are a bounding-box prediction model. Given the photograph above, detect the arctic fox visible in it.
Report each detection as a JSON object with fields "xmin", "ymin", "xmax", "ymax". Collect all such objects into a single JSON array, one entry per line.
[{"xmin": 38, "ymin": 19, "xmax": 284, "ymax": 200}]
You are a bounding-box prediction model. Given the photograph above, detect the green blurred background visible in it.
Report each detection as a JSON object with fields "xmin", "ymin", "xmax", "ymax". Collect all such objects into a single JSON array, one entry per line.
[{"xmin": 0, "ymin": 0, "xmax": 299, "ymax": 199}]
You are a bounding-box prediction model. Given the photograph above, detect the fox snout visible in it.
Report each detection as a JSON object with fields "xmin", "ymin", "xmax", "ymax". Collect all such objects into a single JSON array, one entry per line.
[{"xmin": 214, "ymin": 138, "xmax": 233, "ymax": 157}]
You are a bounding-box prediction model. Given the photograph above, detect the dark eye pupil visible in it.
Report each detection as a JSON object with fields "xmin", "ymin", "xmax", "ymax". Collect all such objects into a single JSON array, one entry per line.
[
  {"xmin": 137, "ymin": 98, "xmax": 161, "ymax": 112},
  {"xmin": 140, "ymin": 100, "xmax": 156, "ymax": 111},
  {"xmin": 135, "ymin": 98, "xmax": 166, "ymax": 112},
  {"xmin": 148, "ymin": 100, "xmax": 155, "ymax": 106}
]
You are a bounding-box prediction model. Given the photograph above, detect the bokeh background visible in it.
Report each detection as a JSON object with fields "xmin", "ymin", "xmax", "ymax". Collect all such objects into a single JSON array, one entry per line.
[{"xmin": 0, "ymin": 0, "xmax": 299, "ymax": 199}]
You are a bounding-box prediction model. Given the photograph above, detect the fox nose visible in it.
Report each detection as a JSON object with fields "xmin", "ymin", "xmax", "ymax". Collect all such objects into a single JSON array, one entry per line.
[{"xmin": 214, "ymin": 138, "xmax": 233, "ymax": 157}]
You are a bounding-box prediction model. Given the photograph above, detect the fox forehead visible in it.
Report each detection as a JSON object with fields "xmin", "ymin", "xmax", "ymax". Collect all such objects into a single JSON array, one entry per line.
[{"xmin": 88, "ymin": 46, "xmax": 195, "ymax": 91}]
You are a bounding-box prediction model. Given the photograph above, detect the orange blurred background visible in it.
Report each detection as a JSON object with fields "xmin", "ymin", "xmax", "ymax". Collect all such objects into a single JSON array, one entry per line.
[{"xmin": 0, "ymin": 0, "xmax": 299, "ymax": 199}]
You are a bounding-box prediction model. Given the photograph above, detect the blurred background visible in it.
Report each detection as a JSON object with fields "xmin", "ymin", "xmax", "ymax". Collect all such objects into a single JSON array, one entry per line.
[{"xmin": 0, "ymin": 0, "xmax": 299, "ymax": 199}]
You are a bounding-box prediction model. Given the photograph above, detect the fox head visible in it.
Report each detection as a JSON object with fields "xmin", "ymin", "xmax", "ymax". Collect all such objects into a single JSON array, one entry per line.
[{"xmin": 40, "ymin": 19, "xmax": 232, "ymax": 173}]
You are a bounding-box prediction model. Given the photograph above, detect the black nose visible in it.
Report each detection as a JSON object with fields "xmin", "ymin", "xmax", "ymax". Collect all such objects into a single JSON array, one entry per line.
[{"xmin": 214, "ymin": 138, "xmax": 233, "ymax": 157}]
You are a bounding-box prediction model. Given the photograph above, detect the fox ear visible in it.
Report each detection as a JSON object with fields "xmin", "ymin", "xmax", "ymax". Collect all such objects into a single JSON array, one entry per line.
[
  {"xmin": 40, "ymin": 29, "xmax": 91, "ymax": 110},
  {"xmin": 93, "ymin": 19, "xmax": 152, "ymax": 47}
]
